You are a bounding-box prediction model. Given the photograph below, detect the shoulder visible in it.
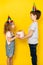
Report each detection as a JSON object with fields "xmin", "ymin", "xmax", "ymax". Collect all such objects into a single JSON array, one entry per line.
[
  {"xmin": 30, "ymin": 22, "xmax": 38, "ymax": 30},
  {"xmin": 6, "ymin": 31, "xmax": 11, "ymax": 37},
  {"xmin": 32, "ymin": 22, "xmax": 37, "ymax": 25},
  {"xmin": 6, "ymin": 31, "xmax": 11, "ymax": 35},
  {"xmin": 31, "ymin": 22, "xmax": 38, "ymax": 27}
]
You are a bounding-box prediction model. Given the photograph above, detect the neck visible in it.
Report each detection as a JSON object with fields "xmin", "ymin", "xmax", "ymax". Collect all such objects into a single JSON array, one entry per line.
[{"xmin": 33, "ymin": 19, "xmax": 37, "ymax": 22}]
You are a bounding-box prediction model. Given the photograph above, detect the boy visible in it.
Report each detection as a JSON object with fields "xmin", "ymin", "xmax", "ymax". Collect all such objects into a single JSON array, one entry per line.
[
  {"xmin": 23, "ymin": 6, "xmax": 41, "ymax": 65},
  {"xmin": 17, "ymin": 4, "xmax": 41, "ymax": 65}
]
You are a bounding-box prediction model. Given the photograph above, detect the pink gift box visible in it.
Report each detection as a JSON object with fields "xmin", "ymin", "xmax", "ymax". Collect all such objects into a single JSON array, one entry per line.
[{"xmin": 16, "ymin": 30, "xmax": 24, "ymax": 38}]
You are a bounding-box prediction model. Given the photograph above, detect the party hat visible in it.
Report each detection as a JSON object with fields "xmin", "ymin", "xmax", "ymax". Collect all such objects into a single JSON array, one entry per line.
[
  {"xmin": 7, "ymin": 16, "xmax": 13, "ymax": 24},
  {"xmin": 7, "ymin": 16, "xmax": 12, "ymax": 21},
  {"xmin": 32, "ymin": 3, "xmax": 37, "ymax": 11}
]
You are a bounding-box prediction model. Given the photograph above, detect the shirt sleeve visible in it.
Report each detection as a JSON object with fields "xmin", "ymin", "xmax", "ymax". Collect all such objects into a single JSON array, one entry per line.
[
  {"xmin": 30, "ymin": 23, "xmax": 36, "ymax": 31},
  {"xmin": 6, "ymin": 31, "xmax": 11, "ymax": 38}
]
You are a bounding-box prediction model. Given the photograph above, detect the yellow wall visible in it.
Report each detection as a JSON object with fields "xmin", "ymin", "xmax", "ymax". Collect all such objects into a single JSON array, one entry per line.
[{"xmin": 0, "ymin": 0, "xmax": 43, "ymax": 65}]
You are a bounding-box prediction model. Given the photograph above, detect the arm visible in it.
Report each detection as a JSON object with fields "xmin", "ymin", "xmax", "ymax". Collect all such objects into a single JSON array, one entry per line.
[
  {"xmin": 24, "ymin": 30, "xmax": 34, "ymax": 39},
  {"xmin": 24, "ymin": 22, "xmax": 36, "ymax": 39},
  {"xmin": 7, "ymin": 36, "xmax": 16, "ymax": 42}
]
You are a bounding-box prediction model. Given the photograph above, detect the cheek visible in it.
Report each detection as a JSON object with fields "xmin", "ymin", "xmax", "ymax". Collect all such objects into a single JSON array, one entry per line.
[
  {"xmin": 30, "ymin": 14, "xmax": 35, "ymax": 20},
  {"xmin": 12, "ymin": 25, "xmax": 15, "ymax": 28},
  {"xmin": 30, "ymin": 15, "xmax": 33, "ymax": 20},
  {"xmin": 32, "ymin": 16, "xmax": 34, "ymax": 19},
  {"xmin": 31, "ymin": 16, "xmax": 35, "ymax": 20}
]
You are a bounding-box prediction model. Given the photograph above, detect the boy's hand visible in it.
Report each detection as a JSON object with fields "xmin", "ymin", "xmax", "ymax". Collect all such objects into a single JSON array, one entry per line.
[
  {"xmin": 15, "ymin": 34, "xmax": 20, "ymax": 38},
  {"xmin": 18, "ymin": 36, "xmax": 25, "ymax": 39}
]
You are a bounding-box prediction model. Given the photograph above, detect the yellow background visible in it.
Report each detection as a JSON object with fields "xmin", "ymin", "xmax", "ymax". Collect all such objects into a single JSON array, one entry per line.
[{"xmin": 0, "ymin": 0, "xmax": 43, "ymax": 65}]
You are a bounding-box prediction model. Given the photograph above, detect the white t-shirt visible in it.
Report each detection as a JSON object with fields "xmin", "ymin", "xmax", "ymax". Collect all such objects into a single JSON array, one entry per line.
[
  {"xmin": 6, "ymin": 31, "xmax": 14, "ymax": 45},
  {"xmin": 28, "ymin": 22, "xmax": 38, "ymax": 44}
]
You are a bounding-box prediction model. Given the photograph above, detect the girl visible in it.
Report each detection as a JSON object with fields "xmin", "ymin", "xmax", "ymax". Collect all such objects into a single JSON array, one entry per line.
[{"xmin": 4, "ymin": 16, "xmax": 16, "ymax": 65}]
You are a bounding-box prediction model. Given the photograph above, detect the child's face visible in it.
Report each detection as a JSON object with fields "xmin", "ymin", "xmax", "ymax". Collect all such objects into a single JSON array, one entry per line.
[
  {"xmin": 30, "ymin": 13, "xmax": 37, "ymax": 21},
  {"xmin": 11, "ymin": 22, "xmax": 15, "ymax": 29}
]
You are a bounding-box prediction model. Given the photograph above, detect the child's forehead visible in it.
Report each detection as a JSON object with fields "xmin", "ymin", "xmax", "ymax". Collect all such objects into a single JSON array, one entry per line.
[
  {"xmin": 30, "ymin": 13, "xmax": 33, "ymax": 16},
  {"xmin": 30, "ymin": 13, "xmax": 36, "ymax": 16}
]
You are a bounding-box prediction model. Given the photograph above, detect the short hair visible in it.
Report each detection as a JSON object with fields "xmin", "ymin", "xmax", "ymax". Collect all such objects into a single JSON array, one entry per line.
[{"xmin": 30, "ymin": 10, "xmax": 41, "ymax": 20}]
